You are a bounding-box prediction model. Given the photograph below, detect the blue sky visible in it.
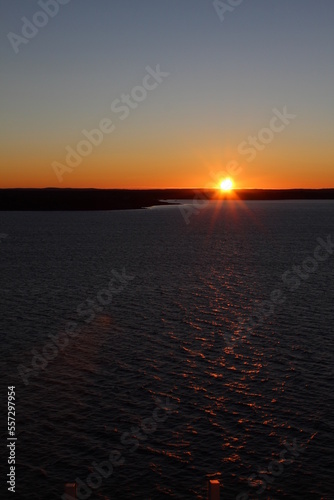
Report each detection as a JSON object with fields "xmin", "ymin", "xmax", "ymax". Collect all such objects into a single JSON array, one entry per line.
[{"xmin": 1, "ymin": 0, "xmax": 333, "ymax": 188}]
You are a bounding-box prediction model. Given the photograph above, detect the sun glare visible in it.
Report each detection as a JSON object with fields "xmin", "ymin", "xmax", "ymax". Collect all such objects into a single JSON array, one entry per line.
[{"xmin": 219, "ymin": 178, "xmax": 234, "ymax": 192}]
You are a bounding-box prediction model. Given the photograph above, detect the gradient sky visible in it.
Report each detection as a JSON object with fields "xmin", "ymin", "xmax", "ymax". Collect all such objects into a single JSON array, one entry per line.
[{"xmin": 1, "ymin": 0, "xmax": 333, "ymax": 189}]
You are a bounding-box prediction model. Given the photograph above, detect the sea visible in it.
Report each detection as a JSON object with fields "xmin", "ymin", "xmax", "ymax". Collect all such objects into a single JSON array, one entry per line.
[{"xmin": 1, "ymin": 200, "xmax": 333, "ymax": 499}]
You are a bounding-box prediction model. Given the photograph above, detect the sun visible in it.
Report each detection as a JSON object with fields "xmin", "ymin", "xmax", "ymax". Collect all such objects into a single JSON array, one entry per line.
[{"xmin": 219, "ymin": 178, "xmax": 234, "ymax": 192}]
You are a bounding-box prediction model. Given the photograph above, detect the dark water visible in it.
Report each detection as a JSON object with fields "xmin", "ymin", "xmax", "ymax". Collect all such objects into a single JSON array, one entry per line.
[{"xmin": 1, "ymin": 201, "xmax": 334, "ymax": 499}]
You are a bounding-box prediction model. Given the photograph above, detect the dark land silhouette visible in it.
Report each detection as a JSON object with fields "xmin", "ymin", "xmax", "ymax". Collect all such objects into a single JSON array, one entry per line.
[{"xmin": 0, "ymin": 188, "xmax": 334, "ymax": 210}]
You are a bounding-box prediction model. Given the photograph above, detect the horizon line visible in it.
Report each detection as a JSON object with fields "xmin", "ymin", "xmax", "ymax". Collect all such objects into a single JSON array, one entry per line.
[{"xmin": 1, "ymin": 187, "xmax": 334, "ymax": 191}]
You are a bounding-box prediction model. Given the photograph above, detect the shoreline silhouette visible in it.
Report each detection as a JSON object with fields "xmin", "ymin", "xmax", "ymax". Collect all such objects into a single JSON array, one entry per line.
[{"xmin": 0, "ymin": 188, "xmax": 333, "ymax": 211}]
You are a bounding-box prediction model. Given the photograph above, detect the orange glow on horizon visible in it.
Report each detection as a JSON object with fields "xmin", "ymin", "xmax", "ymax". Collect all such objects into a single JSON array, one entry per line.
[{"xmin": 1, "ymin": 156, "xmax": 334, "ymax": 190}]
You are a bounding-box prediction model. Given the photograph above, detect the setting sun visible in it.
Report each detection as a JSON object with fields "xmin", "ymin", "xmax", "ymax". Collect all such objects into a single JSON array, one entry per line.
[{"xmin": 219, "ymin": 178, "xmax": 234, "ymax": 192}]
